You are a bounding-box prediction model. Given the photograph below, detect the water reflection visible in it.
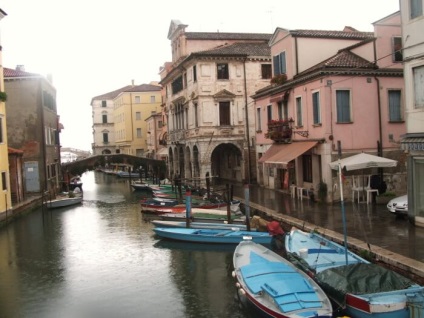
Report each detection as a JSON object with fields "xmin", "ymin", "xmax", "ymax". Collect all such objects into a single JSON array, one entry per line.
[{"xmin": 0, "ymin": 171, "xmax": 252, "ymax": 318}]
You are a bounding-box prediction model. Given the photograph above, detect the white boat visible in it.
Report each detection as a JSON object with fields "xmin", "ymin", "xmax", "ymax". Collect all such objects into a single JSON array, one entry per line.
[
  {"xmin": 46, "ymin": 194, "xmax": 83, "ymax": 209},
  {"xmin": 232, "ymin": 240, "xmax": 333, "ymax": 318}
]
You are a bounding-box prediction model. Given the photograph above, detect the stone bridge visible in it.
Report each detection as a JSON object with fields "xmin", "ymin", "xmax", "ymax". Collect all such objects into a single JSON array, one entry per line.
[{"xmin": 61, "ymin": 154, "xmax": 167, "ymax": 179}]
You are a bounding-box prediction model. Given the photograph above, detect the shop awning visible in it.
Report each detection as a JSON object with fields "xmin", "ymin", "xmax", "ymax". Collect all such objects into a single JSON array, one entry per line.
[
  {"xmin": 157, "ymin": 148, "xmax": 168, "ymax": 156},
  {"xmin": 400, "ymin": 137, "xmax": 424, "ymax": 151},
  {"xmin": 259, "ymin": 141, "xmax": 318, "ymax": 168}
]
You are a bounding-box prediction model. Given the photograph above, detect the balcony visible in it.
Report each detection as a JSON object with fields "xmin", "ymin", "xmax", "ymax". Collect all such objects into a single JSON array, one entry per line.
[{"xmin": 265, "ymin": 119, "xmax": 294, "ymax": 143}]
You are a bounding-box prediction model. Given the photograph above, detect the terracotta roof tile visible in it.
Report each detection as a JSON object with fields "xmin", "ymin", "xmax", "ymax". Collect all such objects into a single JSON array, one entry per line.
[
  {"xmin": 193, "ymin": 42, "xmax": 270, "ymax": 57},
  {"xmin": 3, "ymin": 67, "xmax": 40, "ymax": 78},
  {"xmin": 185, "ymin": 32, "xmax": 271, "ymax": 41},
  {"xmin": 290, "ymin": 29, "xmax": 374, "ymax": 40}
]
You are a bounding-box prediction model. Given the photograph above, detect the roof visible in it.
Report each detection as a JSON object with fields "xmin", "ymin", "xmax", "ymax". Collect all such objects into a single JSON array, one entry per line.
[
  {"xmin": 193, "ymin": 42, "xmax": 270, "ymax": 57},
  {"xmin": 185, "ymin": 32, "xmax": 271, "ymax": 41},
  {"xmin": 91, "ymin": 84, "xmax": 161, "ymax": 102},
  {"xmin": 3, "ymin": 67, "xmax": 41, "ymax": 78},
  {"xmin": 300, "ymin": 50, "xmax": 377, "ymax": 74},
  {"xmin": 289, "ymin": 29, "xmax": 374, "ymax": 40},
  {"xmin": 8, "ymin": 147, "xmax": 23, "ymax": 155},
  {"xmin": 161, "ymin": 42, "xmax": 271, "ymax": 84}
]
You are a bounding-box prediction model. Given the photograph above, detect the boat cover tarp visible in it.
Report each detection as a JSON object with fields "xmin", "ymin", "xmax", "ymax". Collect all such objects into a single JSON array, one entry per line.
[{"xmin": 315, "ymin": 263, "xmax": 414, "ymax": 307}]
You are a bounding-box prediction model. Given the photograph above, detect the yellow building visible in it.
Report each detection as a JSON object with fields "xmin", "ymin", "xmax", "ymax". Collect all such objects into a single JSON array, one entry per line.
[
  {"xmin": 113, "ymin": 84, "xmax": 162, "ymax": 156},
  {"xmin": 0, "ymin": 8, "xmax": 11, "ymax": 214}
]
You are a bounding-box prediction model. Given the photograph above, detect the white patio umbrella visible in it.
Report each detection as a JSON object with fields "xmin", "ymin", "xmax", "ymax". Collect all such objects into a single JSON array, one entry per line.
[
  {"xmin": 329, "ymin": 153, "xmax": 398, "ymax": 171},
  {"xmin": 328, "ymin": 153, "xmax": 397, "ymax": 264}
]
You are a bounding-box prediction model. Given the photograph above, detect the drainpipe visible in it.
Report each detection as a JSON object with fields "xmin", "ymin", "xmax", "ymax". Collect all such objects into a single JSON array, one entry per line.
[
  {"xmin": 243, "ymin": 58, "xmax": 251, "ymax": 184},
  {"xmin": 374, "ymin": 76, "xmax": 383, "ymax": 183},
  {"xmin": 40, "ymin": 82, "xmax": 48, "ymax": 194}
]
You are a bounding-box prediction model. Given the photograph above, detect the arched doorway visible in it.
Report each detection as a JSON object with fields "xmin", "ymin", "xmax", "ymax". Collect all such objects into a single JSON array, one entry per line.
[{"xmin": 210, "ymin": 143, "xmax": 243, "ymax": 183}]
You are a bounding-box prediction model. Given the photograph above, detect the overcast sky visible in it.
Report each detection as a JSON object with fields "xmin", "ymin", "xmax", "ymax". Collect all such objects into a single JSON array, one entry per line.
[{"xmin": 1, "ymin": 0, "xmax": 400, "ymax": 151}]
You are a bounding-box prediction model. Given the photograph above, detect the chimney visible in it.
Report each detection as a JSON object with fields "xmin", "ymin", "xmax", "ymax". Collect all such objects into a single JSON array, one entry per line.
[
  {"xmin": 131, "ymin": 79, "xmax": 134, "ymax": 86},
  {"xmin": 16, "ymin": 65, "xmax": 25, "ymax": 72}
]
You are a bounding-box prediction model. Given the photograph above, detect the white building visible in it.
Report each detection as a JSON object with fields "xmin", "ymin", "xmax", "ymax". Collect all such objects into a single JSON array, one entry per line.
[
  {"xmin": 399, "ymin": 0, "xmax": 424, "ymax": 226},
  {"xmin": 91, "ymin": 85, "xmax": 132, "ymax": 155}
]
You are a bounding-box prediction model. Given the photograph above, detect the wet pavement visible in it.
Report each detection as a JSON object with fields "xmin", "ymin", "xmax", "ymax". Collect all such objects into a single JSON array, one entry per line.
[{"xmin": 226, "ymin": 183, "xmax": 424, "ymax": 281}]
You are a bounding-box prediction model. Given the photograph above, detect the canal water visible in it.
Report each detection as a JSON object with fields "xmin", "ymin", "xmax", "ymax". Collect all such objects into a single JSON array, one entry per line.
[{"xmin": 0, "ymin": 171, "xmax": 255, "ymax": 318}]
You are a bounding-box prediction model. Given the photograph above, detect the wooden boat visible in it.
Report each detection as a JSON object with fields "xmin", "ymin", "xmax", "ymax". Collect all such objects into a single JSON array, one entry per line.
[
  {"xmin": 46, "ymin": 194, "xmax": 83, "ymax": 209},
  {"xmin": 116, "ymin": 171, "xmax": 140, "ymax": 178},
  {"xmin": 285, "ymin": 228, "xmax": 424, "ymax": 318},
  {"xmin": 144, "ymin": 211, "xmax": 246, "ymax": 224},
  {"xmin": 140, "ymin": 197, "xmax": 240, "ymax": 214},
  {"xmin": 151, "ymin": 220, "xmax": 250, "ymax": 230},
  {"xmin": 153, "ymin": 227, "xmax": 272, "ymax": 245},
  {"xmin": 232, "ymin": 240, "xmax": 333, "ymax": 318},
  {"xmin": 130, "ymin": 181, "xmax": 154, "ymax": 191}
]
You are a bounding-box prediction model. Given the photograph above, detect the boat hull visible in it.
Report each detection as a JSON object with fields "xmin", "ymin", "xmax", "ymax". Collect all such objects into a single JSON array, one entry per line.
[
  {"xmin": 285, "ymin": 228, "xmax": 424, "ymax": 318},
  {"xmin": 46, "ymin": 196, "xmax": 82, "ymax": 209},
  {"xmin": 233, "ymin": 240, "xmax": 333, "ymax": 318},
  {"xmin": 153, "ymin": 228, "xmax": 272, "ymax": 245},
  {"xmin": 151, "ymin": 220, "xmax": 249, "ymax": 230}
]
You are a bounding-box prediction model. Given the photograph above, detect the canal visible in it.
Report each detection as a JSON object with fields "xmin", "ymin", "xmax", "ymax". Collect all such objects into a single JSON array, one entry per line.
[{"xmin": 0, "ymin": 171, "xmax": 254, "ymax": 318}]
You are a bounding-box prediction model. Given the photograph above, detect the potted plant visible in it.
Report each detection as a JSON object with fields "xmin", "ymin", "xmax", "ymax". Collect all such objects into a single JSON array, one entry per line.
[
  {"xmin": 270, "ymin": 73, "xmax": 287, "ymax": 85},
  {"xmin": 0, "ymin": 91, "xmax": 7, "ymax": 102}
]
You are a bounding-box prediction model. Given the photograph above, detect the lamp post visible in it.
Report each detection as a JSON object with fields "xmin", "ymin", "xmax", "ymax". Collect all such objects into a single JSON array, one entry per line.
[{"xmin": 243, "ymin": 60, "xmax": 252, "ymax": 184}]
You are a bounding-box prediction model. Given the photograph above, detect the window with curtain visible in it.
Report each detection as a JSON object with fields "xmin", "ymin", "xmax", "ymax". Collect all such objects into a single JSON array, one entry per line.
[
  {"xmin": 273, "ymin": 52, "xmax": 286, "ymax": 76},
  {"xmin": 414, "ymin": 66, "xmax": 424, "ymax": 108},
  {"xmin": 217, "ymin": 63, "xmax": 229, "ymax": 80},
  {"xmin": 219, "ymin": 102, "xmax": 230, "ymax": 125},
  {"xmin": 312, "ymin": 92, "xmax": 321, "ymax": 124},
  {"xmin": 336, "ymin": 90, "xmax": 351, "ymax": 123},
  {"xmin": 392, "ymin": 37, "xmax": 403, "ymax": 62},
  {"xmin": 302, "ymin": 155, "xmax": 312, "ymax": 183},
  {"xmin": 267, "ymin": 105, "xmax": 272, "ymax": 122},
  {"xmin": 410, "ymin": 0, "xmax": 423, "ymax": 19},
  {"xmin": 256, "ymin": 108, "xmax": 262, "ymax": 131},
  {"xmin": 2, "ymin": 172, "xmax": 7, "ymax": 190},
  {"xmin": 388, "ymin": 90, "xmax": 402, "ymax": 121},
  {"xmin": 261, "ymin": 64, "xmax": 272, "ymax": 79},
  {"xmin": 193, "ymin": 65, "xmax": 197, "ymax": 82},
  {"xmin": 296, "ymin": 97, "xmax": 303, "ymax": 127}
]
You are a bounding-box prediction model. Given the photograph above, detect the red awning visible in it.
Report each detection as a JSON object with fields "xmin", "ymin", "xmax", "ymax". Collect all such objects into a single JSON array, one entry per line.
[{"xmin": 259, "ymin": 141, "xmax": 318, "ymax": 168}]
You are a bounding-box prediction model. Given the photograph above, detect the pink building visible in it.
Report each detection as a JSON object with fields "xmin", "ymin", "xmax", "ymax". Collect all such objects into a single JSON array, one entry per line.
[{"xmin": 253, "ymin": 12, "xmax": 406, "ymax": 202}]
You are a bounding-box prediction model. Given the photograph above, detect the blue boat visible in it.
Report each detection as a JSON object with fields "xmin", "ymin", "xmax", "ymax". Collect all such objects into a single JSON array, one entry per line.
[
  {"xmin": 152, "ymin": 227, "xmax": 272, "ymax": 245},
  {"xmin": 232, "ymin": 240, "xmax": 333, "ymax": 318},
  {"xmin": 151, "ymin": 220, "xmax": 250, "ymax": 230},
  {"xmin": 285, "ymin": 228, "xmax": 424, "ymax": 318}
]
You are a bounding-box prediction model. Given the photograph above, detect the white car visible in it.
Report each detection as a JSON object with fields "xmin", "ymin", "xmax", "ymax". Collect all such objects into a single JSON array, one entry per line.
[{"xmin": 387, "ymin": 194, "xmax": 408, "ymax": 215}]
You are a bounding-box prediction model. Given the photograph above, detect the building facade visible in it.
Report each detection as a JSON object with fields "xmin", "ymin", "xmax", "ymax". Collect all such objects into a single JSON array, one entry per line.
[
  {"xmin": 160, "ymin": 20, "xmax": 272, "ymax": 185},
  {"xmin": 145, "ymin": 111, "xmax": 166, "ymax": 159},
  {"xmin": 113, "ymin": 84, "xmax": 162, "ymax": 156},
  {"xmin": 400, "ymin": 0, "xmax": 424, "ymax": 226},
  {"xmin": 0, "ymin": 8, "xmax": 11, "ymax": 213},
  {"xmin": 91, "ymin": 85, "xmax": 132, "ymax": 155},
  {"xmin": 253, "ymin": 12, "xmax": 406, "ymax": 202},
  {"xmin": 4, "ymin": 66, "xmax": 62, "ymax": 196}
]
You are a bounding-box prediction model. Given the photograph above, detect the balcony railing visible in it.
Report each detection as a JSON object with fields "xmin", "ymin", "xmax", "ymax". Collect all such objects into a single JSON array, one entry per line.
[{"xmin": 265, "ymin": 119, "xmax": 294, "ymax": 143}]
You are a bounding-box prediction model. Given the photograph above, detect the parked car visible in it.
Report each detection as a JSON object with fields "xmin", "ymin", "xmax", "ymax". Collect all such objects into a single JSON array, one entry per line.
[{"xmin": 387, "ymin": 194, "xmax": 408, "ymax": 215}]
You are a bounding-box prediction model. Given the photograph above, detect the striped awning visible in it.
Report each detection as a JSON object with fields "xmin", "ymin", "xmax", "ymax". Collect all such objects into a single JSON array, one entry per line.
[{"xmin": 401, "ymin": 137, "xmax": 424, "ymax": 151}]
